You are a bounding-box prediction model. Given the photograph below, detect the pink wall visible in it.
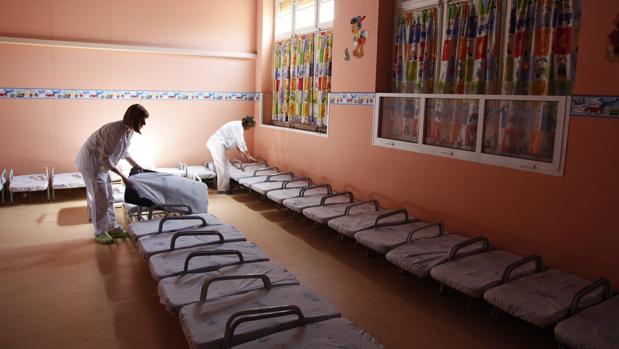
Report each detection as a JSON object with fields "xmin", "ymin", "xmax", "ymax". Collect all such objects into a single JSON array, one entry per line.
[
  {"xmin": 254, "ymin": 0, "xmax": 619, "ymax": 286},
  {"xmin": 0, "ymin": 0, "xmax": 257, "ymax": 174}
]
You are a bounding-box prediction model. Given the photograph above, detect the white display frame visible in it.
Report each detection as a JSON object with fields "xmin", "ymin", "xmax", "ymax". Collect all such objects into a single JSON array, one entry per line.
[{"xmin": 372, "ymin": 93, "xmax": 571, "ymax": 176}]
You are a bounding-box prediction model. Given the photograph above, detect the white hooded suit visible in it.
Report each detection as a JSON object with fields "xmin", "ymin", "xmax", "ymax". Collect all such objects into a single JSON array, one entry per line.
[
  {"xmin": 206, "ymin": 120, "xmax": 247, "ymax": 191},
  {"xmin": 76, "ymin": 121, "xmax": 133, "ymax": 236}
]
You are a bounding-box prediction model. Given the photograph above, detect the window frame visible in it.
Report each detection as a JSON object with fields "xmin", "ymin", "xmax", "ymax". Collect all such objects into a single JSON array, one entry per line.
[
  {"xmin": 372, "ymin": 93, "xmax": 571, "ymax": 176},
  {"xmin": 270, "ymin": 0, "xmax": 335, "ymax": 134}
]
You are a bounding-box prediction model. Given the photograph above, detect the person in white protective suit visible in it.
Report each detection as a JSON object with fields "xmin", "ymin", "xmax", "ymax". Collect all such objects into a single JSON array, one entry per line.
[
  {"xmin": 76, "ymin": 104, "xmax": 149, "ymax": 245},
  {"xmin": 206, "ymin": 116, "xmax": 256, "ymax": 194}
]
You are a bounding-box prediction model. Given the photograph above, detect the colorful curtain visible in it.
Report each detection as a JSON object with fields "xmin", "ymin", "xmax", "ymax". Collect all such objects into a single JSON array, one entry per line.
[
  {"xmin": 289, "ymin": 33, "xmax": 315, "ymax": 124},
  {"xmin": 313, "ymin": 31, "xmax": 333, "ymax": 128},
  {"xmin": 438, "ymin": 0, "xmax": 502, "ymax": 94},
  {"xmin": 501, "ymin": 0, "xmax": 580, "ymax": 96},
  {"xmin": 273, "ymin": 40, "xmax": 291, "ymax": 122},
  {"xmin": 392, "ymin": 7, "xmax": 438, "ymax": 93}
]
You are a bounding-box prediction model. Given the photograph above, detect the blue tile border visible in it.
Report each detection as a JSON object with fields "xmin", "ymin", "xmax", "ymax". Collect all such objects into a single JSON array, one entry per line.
[
  {"xmin": 328, "ymin": 92, "xmax": 375, "ymax": 105},
  {"xmin": 0, "ymin": 87, "xmax": 261, "ymax": 101},
  {"xmin": 571, "ymin": 95, "xmax": 619, "ymax": 118}
]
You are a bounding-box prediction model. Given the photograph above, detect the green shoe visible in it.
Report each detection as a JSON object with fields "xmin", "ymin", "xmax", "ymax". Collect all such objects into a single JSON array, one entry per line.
[
  {"xmin": 107, "ymin": 227, "xmax": 130, "ymax": 239},
  {"xmin": 95, "ymin": 233, "xmax": 114, "ymax": 245}
]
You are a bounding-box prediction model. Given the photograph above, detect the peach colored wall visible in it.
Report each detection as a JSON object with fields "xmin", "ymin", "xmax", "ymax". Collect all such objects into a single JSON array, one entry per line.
[
  {"xmin": 254, "ymin": 0, "xmax": 619, "ymax": 286},
  {"xmin": 0, "ymin": 0, "xmax": 257, "ymax": 174}
]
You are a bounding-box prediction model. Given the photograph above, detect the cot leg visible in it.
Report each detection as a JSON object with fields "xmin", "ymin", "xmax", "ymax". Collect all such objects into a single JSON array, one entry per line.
[
  {"xmin": 277, "ymin": 203, "xmax": 282, "ymax": 210},
  {"xmin": 491, "ymin": 306, "xmax": 500, "ymax": 321},
  {"xmin": 47, "ymin": 187, "xmax": 51, "ymax": 201},
  {"xmin": 365, "ymin": 247, "xmax": 371, "ymax": 257},
  {"xmin": 10, "ymin": 190, "xmax": 14, "ymax": 204},
  {"xmin": 438, "ymin": 284, "xmax": 445, "ymax": 295},
  {"xmin": 467, "ymin": 297, "xmax": 474, "ymax": 308}
]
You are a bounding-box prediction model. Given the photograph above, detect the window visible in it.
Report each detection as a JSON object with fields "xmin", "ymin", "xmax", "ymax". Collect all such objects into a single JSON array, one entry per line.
[
  {"xmin": 380, "ymin": 0, "xmax": 579, "ymax": 175},
  {"xmin": 373, "ymin": 93, "xmax": 570, "ymax": 175},
  {"xmin": 318, "ymin": 0, "xmax": 335, "ymax": 28},
  {"xmin": 275, "ymin": 0, "xmax": 293, "ymax": 39},
  {"xmin": 268, "ymin": 0, "xmax": 334, "ymax": 134}
]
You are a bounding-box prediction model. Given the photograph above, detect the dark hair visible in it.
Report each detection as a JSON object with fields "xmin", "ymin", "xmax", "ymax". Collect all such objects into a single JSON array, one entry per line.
[
  {"xmin": 241, "ymin": 115, "xmax": 256, "ymax": 129},
  {"xmin": 123, "ymin": 104, "xmax": 149, "ymax": 133}
]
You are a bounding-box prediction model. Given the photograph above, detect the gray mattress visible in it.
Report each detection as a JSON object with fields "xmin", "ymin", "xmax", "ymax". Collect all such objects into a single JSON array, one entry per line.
[
  {"xmin": 251, "ymin": 178, "xmax": 306, "ymax": 195},
  {"xmin": 264, "ymin": 187, "xmax": 303, "ymax": 203},
  {"xmin": 430, "ymin": 250, "xmax": 525, "ymax": 298},
  {"xmin": 554, "ymin": 296, "xmax": 619, "ymax": 349},
  {"xmin": 327, "ymin": 210, "xmax": 406, "ymax": 238},
  {"xmin": 233, "ymin": 318, "xmax": 384, "ymax": 349},
  {"xmin": 128, "ymin": 213, "xmax": 222, "ymax": 240},
  {"xmin": 282, "ymin": 191, "xmax": 348, "ymax": 213},
  {"xmin": 239, "ymin": 172, "xmax": 288, "ymax": 187},
  {"xmin": 385, "ymin": 234, "xmax": 469, "ymax": 278},
  {"xmin": 232, "ymin": 168, "xmax": 278, "ymax": 182},
  {"xmin": 483, "ymin": 269, "xmax": 603, "ymax": 327},
  {"xmin": 354, "ymin": 221, "xmax": 437, "ymax": 254},
  {"xmin": 303, "ymin": 202, "xmax": 370, "ymax": 224},
  {"xmin": 179, "ymin": 285, "xmax": 340, "ymax": 349},
  {"xmin": 148, "ymin": 242, "xmax": 269, "ymax": 280},
  {"xmin": 158, "ymin": 261, "xmax": 300, "ymax": 312},
  {"xmin": 136, "ymin": 224, "xmax": 246, "ymax": 257}
]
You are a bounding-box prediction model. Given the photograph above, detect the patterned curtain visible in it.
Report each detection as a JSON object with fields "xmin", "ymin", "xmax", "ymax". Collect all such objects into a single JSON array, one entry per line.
[
  {"xmin": 501, "ymin": 0, "xmax": 580, "ymax": 96},
  {"xmin": 313, "ymin": 31, "xmax": 333, "ymax": 128},
  {"xmin": 438, "ymin": 0, "xmax": 502, "ymax": 94},
  {"xmin": 273, "ymin": 40, "xmax": 291, "ymax": 122},
  {"xmin": 289, "ymin": 33, "xmax": 315, "ymax": 124},
  {"xmin": 392, "ymin": 7, "xmax": 438, "ymax": 93}
]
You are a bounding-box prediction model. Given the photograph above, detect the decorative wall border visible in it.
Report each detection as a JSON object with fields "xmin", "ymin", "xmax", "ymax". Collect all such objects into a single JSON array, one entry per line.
[
  {"xmin": 328, "ymin": 92, "xmax": 375, "ymax": 105},
  {"xmin": 571, "ymin": 95, "xmax": 619, "ymax": 118},
  {"xmin": 0, "ymin": 87, "xmax": 261, "ymax": 101}
]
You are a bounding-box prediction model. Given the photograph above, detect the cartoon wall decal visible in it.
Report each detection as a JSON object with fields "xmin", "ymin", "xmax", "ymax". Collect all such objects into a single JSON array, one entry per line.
[
  {"xmin": 608, "ymin": 13, "xmax": 619, "ymax": 62},
  {"xmin": 344, "ymin": 47, "xmax": 351, "ymax": 61},
  {"xmin": 350, "ymin": 15, "xmax": 368, "ymax": 58},
  {"xmin": 572, "ymin": 96, "xmax": 619, "ymax": 118}
]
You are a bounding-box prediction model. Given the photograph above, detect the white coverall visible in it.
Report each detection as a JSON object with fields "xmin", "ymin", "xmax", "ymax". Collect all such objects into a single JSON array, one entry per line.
[
  {"xmin": 75, "ymin": 121, "xmax": 133, "ymax": 236},
  {"xmin": 206, "ymin": 120, "xmax": 247, "ymax": 191}
]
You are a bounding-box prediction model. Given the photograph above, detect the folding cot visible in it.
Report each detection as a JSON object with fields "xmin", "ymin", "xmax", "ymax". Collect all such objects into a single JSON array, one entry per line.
[
  {"xmin": 50, "ymin": 170, "xmax": 85, "ymax": 200},
  {"xmin": 233, "ymin": 317, "xmax": 384, "ymax": 349},
  {"xmin": 430, "ymin": 249, "xmax": 539, "ymax": 299},
  {"xmin": 148, "ymin": 241, "xmax": 269, "ymax": 280},
  {"xmin": 238, "ymin": 171, "xmax": 294, "ymax": 192},
  {"xmin": 554, "ymin": 283, "xmax": 617, "ymax": 349},
  {"xmin": 484, "ymin": 265, "xmax": 611, "ymax": 327},
  {"xmin": 136, "ymin": 224, "xmax": 246, "ymax": 257},
  {"xmin": 155, "ymin": 162, "xmax": 187, "ymax": 177},
  {"xmin": 267, "ymin": 184, "xmax": 332, "ymax": 211},
  {"xmin": 303, "ymin": 197, "xmax": 376, "ymax": 227},
  {"xmin": 354, "ymin": 220, "xmax": 440, "ymax": 255},
  {"xmin": 0, "ymin": 169, "xmax": 6, "ymax": 203},
  {"xmin": 251, "ymin": 176, "xmax": 312, "ymax": 198},
  {"xmin": 229, "ymin": 162, "xmax": 272, "ymax": 183},
  {"xmin": 281, "ymin": 189, "xmax": 353, "ymax": 215},
  {"xmin": 178, "ymin": 285, "xmax": 340, "ymax": 348},
  {"xmin": 327, "ymin": 206, "xmax": 410, "ymax": 242},
  {"xmin": 184, "ymin": 162, "xmax": 217, "ymax": 181},
  {"xmin": 128, "ymin": 214, "xmax": 223, "ymax": 240},
  {"xmin": 158, "ymin": 261, "xmax": 300, "ymax": 312},
  {"xmin": 8, "ymin": 167, "xmax": 50, "ymax": 203},
  {"xmin": 385, "ymin": 225, "xmax": 488, "ymax": 278}
]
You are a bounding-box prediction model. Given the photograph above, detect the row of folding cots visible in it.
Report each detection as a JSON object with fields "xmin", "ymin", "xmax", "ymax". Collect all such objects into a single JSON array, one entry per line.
[
  {"xmin": 125, "ymin": 181, "xmax": 386, "ymax": 348},
  {"xmin": 226, "ymin": 160, "xmax": 618, "ymax": 349},
  {"xmin": 0, "ymin": 161, "xmax": 218, "ymax": 205}
]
